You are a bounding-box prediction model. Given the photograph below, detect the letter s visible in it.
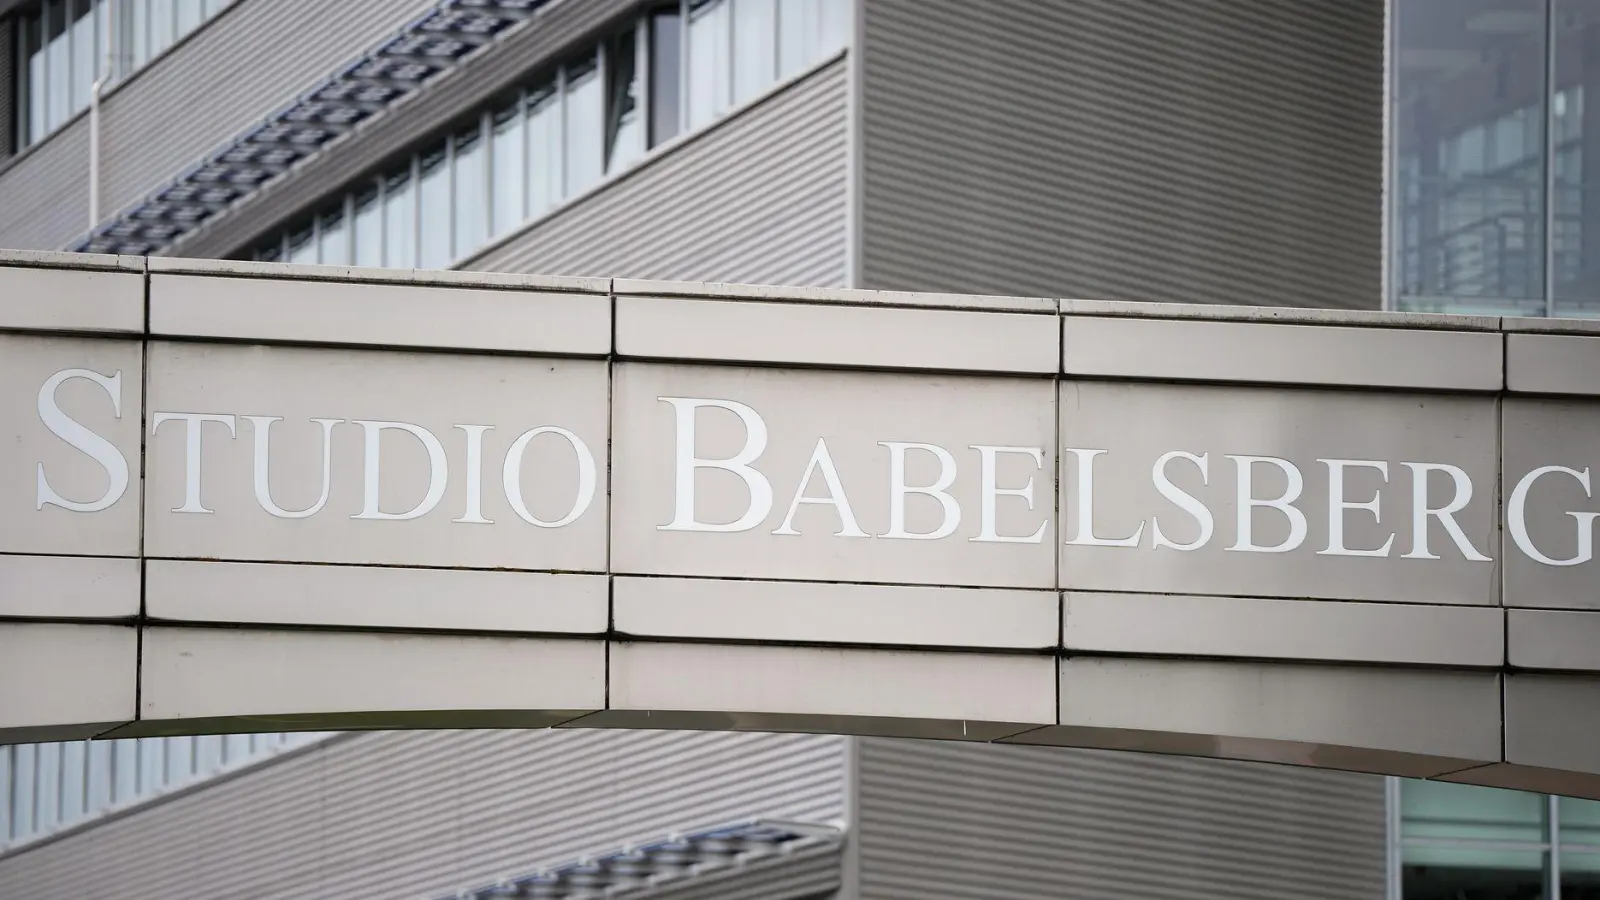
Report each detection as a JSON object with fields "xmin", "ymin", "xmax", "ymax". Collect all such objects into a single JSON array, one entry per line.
[{"xmin": 36, "ymin": 368, "xmax": 130, "ymax": 513}]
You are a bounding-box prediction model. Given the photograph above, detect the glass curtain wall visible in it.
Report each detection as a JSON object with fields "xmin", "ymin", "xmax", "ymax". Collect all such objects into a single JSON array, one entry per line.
[
  {"xmin": 250, "ymin": 0, "xmax": 850, "ymax": 268},
  {"xmin": 12, "ymin": 0, "xmax": 231, "ymax": 151},
  {"xmin": 1, "ymin": 733, "xmax": 334, "ymax": 853},
  {"xmin": 1394, "ymin": 778, "xmax": 1600, "ymax": 899},
  {"xmin": 1392, "ymin": 0, "xmax": 1600, "ymax": 317}
]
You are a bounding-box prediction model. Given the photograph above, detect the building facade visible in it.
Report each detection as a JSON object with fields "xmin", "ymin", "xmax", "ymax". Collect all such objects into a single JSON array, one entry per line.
[{"xmin": 0, "ymin": 0, "xmax": 1586, "ymax": 897}]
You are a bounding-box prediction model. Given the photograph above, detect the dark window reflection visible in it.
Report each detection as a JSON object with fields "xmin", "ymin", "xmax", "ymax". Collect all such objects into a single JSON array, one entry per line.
[
  {"xmin": 1554, "ymin": 0, "xmax": 1600, "ymax": 315},
  {"xmin": 1394, "ymin": 0, "xmax": 1547, "ymax": 314},
  {"xmin": 1405, "ymin": 864, "xmax": 1546, "ymax": 900}
]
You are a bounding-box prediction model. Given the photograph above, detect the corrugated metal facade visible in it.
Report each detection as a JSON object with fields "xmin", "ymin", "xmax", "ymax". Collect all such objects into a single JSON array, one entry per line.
[
  {"xmin": 468, "ymin": 58, "xmax": 848, "ymax": 288},
  {"xmin": 853, "ymin": 739, "xmax": 1387, "ymax": 900},
  {"xmin": 0, "ymin": 16, "xmax": 13, "ymax": 159},
  {"xmin": 856, "ymin": 0, "xmax": 1384, "ymax": 309},
  {"xmin": 0, "ymin": 729, "xmax": 846, "ymax": 899},
  {"xmin": 0, "ymin": 0, "xmax": 430, "ymax": 252}
]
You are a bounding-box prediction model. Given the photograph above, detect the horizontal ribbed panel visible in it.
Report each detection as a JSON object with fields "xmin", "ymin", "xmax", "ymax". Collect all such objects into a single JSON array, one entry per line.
[
  {"xmin": 859, "ymin": 0, "xmax": 1383, "ymax": 309},
  {"xmin": 0, "ymin": 0, "xmax": 432, "ymax": 251},
  {"xmin": 469, "ymin": 59, "xmax": 848, "ymax": 288},
  {"xmin": 644, "ymin": 840, "xmax": 843, "ymax": 900},
  {"xmin": 856, "ymin": 740, "xmax": 1386, "ymax": 900},
  {"xmin": 0, "ymin": 729, "xmax": 845, "ymax": 900}
]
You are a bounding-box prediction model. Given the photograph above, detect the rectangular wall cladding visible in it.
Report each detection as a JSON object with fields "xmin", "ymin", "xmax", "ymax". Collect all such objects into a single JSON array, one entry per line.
[
  {"xmin": 857, "ymin": 0, "xmax": 1384, "ymax": 309},
  {"xmin": 854, "ymin": 738, "xmax": 1387, "ymax": 900},
  {"xmin": 0, "ymin": 729, "xmax": 846, "ymax": 899},
  {"xmin": 0, "ymin": 0, "xmax": 432, "ymax": 252},
  {"xmin": 467, "ymin": 59, "xmax": 848, "ymax": 288}
]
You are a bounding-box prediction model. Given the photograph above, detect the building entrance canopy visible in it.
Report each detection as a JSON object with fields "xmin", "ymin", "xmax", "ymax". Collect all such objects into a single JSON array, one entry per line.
[{"xmin": 4, "ymin": 251, "xmax": 1599, "ymax": 798}]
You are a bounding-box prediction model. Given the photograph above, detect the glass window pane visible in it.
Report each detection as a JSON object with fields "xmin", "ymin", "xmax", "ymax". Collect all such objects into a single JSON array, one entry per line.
[
  {"xmin": 12, "ymin": 743, "xmax": 35, "ymax": 840},
  {"xmin": 149, "ymin": 0, "xmax": 176, "ymax": 57},
  {"xmin": 818, "ymin": 0, "xmax": 849, "ymax": 56},
  {"xmin": 777, "ymin": 0, "xmax": 817, "ymax": 79},
  {"xmin": 86, "ymin": 741, "xmax": 112, "ymax": 814},
  {"xmin": 1402, "ymin": 847, "xmax": 1545, "ymax": 898},
  {"xmin": 70, "ymin": 0, "xmax": 94, "ymax": 114},
  {"xmin": 195, "ymin": 735, "xmax": 224, "ymax": 773},
  {"xmin": 204, "ymin": 0, "xmax": 228, "ymax": 16},
  {"xmin": 353, "ymin": 185, "xmax": 382, "ymax": 266},
  {"xmin": 732, "ymin": 0, "xmax": 776, "ymax": 104},
  {"xmin": 222, "ymin": 733, "xmax": 252, "ymax": 766},
  {"xmin": 1402, "ymin": 780, "xmax": 1545, "ymax": 844},
  {"xmin": 111, "ymin": 739, "xmax": 137, "ymax": 804},
  {"xmin": 286, "ymin": 224, "xmax": 317, "ymax": 265},
  {"xmin": 59, "ymin": 741, "xmax": 85, "ymax": 824},
  {"xmin": 47, "ymin": 1, "xmax": 71, "ymax": 131},
  {"xmin": 383, "ymin": 170, "xmax": 415, "ymax": 268},
  {"xmin": 24, "ymin": 12, "xmax": 46, "ymax": 145},
  {"xmin": 606, "ymin": 28, "xmax": 644, "ymax": 174},
  {"xmin": 1553, "ymin": 1, "xmax": 1600, "ymax": 316},
  {"xmin": 131, "ymin": 0, "xmax": 150, "ymax": 68},
  {"xmin": 687, "ymin": 0, "xmax": 731, "ymax": 129},
  {"xmin": 649, "ymin": 8, "xmax": 682, "ymax": 146},
  {"xmin": 165, "ymin": 735, "xmax": 193, "ymax": 783},
  {"xmin": 1563, "ymin": 795, "xmax": 1600, "ymax": 849},
  {"xmin": 491, "ymin": 103, "xmax": 525, "ymax": 237},
  {"xmin": 137, "ymin": 737, "xmax": 164, "ymax": 794},
  {"xmin": 0, "ymin": 747, "xmax": 11, "ymax": 841},
  {"xmin": 526, "ymin": 80, "xmax": 561, "ymax": 215},
  {"xmin": 418, "ymin": 144, "xmax": 451, "ymax": 268},
  {"xmin": 177, "ymin": 0, "xmax": 203, "ymax": 35},
  {"xmin": 453, "ymin": 124, "xmax": 487, "ymax": 257},
  {"xmin": 35, "ymin": 742, "xmax": 59, "ymax": 832},
  {"xmin": 319, "ymin": 207, "xmax": 349, "ymax": 266},
  {"xmin": 564, "ymin": 54, "xmax": 604, "ymax": 196},
  {"xmin": 1393, "ymin": 0, "xmax": 1546, "ymax": 315}
]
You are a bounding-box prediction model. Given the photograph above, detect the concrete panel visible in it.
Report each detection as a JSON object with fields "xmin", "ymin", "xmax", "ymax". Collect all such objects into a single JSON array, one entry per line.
[
  {"xmin": 0, "ymin": 263, "xmax": 144, "ymax": 334},
  {"xmin": 1507, "ymin": 609, "xmax": 1600, "ymax": 672},
  {"xmin": 0, "ymin": 555, "xmax": 140, "ymax": 619},
  {"xmin": 1016, "ymin": 658, "xmax": 1502, "ymax": 778},
  {"xmin": 1504, "ymin": 674, "xmax": 1600, "ymax": 780},
  {"xmin": 1063, "ymin": 316, "xmax": 1501, "ymax": 391},
  {"xmin": 598, "ymin": 642, "xmax": 1056, "ymax": 740},
  {"xmin": 1063, "ymin": 592, "xmax": 1503, "ymax": 667},
  {"xmin": 1502, "ymin": 398, "xmax": 1600, "ymax": 608},
  {"xmin": 146, "ymin": 560, "xmax": 607, "ymax": 634},
  {"xmin": 613, "ymin": 576, "xmax": 1057, "ymax": 649},
  {"xmin": 1506, "ymin": 333, "xmax": 1600, "ymax": 395},
  {"xmin": 149, "ymin": 272, "xmax": 609, "ymax": 355},
  {"xmin": 1, "ymin": 335, "xmax": 143, "ymax": 557},
  {"xmin": 612, "ymin": 362, "xmax": 1056, "ymax": 588},
  {"xmin": 1059, "ymin": 381, "xmax": 1499, "ymax": 604},
  {"xmin": 616, "ymin": 296, "xmax": 1059, "ymax": 373},
  {"xmin": 144, "ymin": 342, "xmax": 608, "ymax": 571},
  {"xmin": 0, "ymin": 623, "xmax": 135, "ymax": 741},
  {"xmin": 135, "ymin": 627, "xmax": 605, "ymax": 733}
]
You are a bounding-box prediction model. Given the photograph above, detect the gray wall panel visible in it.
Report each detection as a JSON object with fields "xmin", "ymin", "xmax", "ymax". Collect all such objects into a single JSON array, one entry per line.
[
  {"xmin": 0, "ymin": 730, "xmax": 845, "ymax": 899},
  {"xmin": 468, "ymin": 59, "xmax": 848, "ymax": 287},
  {"xmin": 858, "ymin": 0, "xmax": 1383, "ymax": 309},
  {"xmin": 0, "ymin": 0, "xmax": 430, "ymax": 251},
  {"xmin": 854, "ymin": 739, "xmax": 1386, "ymax": 900},
  {"xmin": 0, "ymin": 16, "xmax": 14, "ymax": 159}
]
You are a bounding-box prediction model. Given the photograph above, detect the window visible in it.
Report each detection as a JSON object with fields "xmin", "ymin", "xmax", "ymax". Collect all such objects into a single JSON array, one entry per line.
[
  {"xmin": 11, "ymin": 744, "xmax": 34, "ymax": 840},
  {"xmin": 418, "ymin": 142, "xmax": 451, "ymax": 268},
  {"xmin": 491, "ymin": 101, "xmax": 525, "ymax": 237},
  {"xmin": 453, "ymin": 123, "xmax": 487, "ymax": 254},
  {"xmin": 563, "ymin": 51, "xmax": 604, "ymax": 196},
  {"xmin": 243, "ymin": 0, "xmax": 850, "ymax": 268},
  {"xmin": 1394, "ymin": 778, "xmax": 1600, "ymax": 900}
]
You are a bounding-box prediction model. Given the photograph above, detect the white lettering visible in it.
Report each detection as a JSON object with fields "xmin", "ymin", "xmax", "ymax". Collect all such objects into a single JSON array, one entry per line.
[
  {"xmin": 879, "ymin": 441, "xmax": 960, "ymax": 540},
  {"xmin": 1225, "ymin": 455, "xmax": 1307, "ymax": 553},
  {"xmin": 244, "ymin": 416, "xmax": 340, "ymax": 520},
  {"xmin": 35, "ymin": 368, "xmax": 129, "ymax": 514},
  {"xmin": 454, "ymin": 424, "xmax": 495, "ymax": 525},
  {"xmin": 502, "ymin": 426, "xmax": 596, "ymax": 528},
  {"xmin": 1150, "ymin": 450, "xmax": 1212, "ymax": 552},
  {"xmin": 1508, "ymin": 465, "xmax": 1600, "ymax": 567},
  {"xmin": 1318, "ymin": 458, "xmax": 1395, "ymax": 558},
  {"xmin": 773, "ymin": 437, "xmax": 867, "ymax": 537},
  {"xmin": 658, "ymin": 397, "xmax": 773, "ymax": 533},
  {"xmin": 151, "ymin": 412, "xmax": 237, "ymax": 514},
  {"xmin": 1400, "ymin": 462, "xmax": 1491, "ymax": 561},
  {"xmin": 351, "ymin": 420, "xmax": 448, "ymax": 521},
  {"xmin": 969, "ymin": 445, "xmax": 1048, "ymax": 544},
  {"xmin": 1064, "ymin": 448, "xmax": 1143, "ymax": 548}
]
